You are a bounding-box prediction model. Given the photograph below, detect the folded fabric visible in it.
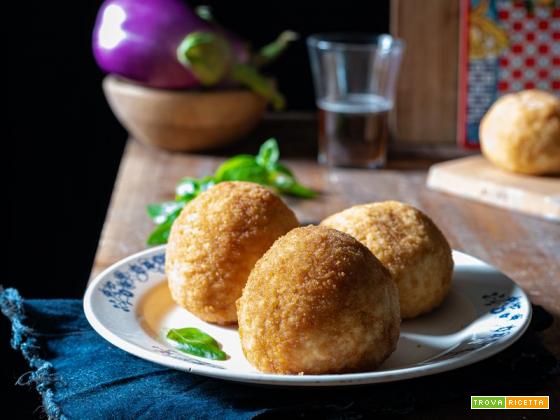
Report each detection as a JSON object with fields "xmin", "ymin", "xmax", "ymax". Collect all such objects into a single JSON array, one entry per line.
[{"xmin": 0, "ymin": 287, "xmax": 558, "ymax": 420}]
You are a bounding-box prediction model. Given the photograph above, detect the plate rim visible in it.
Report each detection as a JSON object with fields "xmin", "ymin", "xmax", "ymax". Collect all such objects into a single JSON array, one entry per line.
[{"xmin": 84, "ymin": 245, "xmax": 532, "ymax": 386}]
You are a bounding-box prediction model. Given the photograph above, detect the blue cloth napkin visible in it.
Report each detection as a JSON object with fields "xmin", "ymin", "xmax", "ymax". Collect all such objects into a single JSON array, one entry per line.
[{"xmin": 1, "ymin": 287, "xmax": 558, "ymax": 420}]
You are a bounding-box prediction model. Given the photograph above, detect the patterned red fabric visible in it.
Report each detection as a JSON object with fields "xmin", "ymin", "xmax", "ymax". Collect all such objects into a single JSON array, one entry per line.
[{"xmin": 497, "ymin": 2, "xmax": 560, "ymax": 93}]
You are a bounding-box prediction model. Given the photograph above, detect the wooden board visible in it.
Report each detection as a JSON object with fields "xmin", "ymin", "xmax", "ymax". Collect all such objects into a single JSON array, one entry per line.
[
  {"xmin": 427, "ymin": 155, "xmax": 560, "ymax": 221},
  {"xmin": 390, "ymin": 0, "xmax": 460, "ymax": 144}
]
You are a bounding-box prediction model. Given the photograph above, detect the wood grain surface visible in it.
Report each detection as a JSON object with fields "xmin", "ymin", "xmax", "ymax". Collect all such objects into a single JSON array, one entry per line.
[
  {"xmin": 90, "ymin": 138, "xmax": 560, "ymax": 361},
  {"xmin": 390, "ymin": 0, "xmax": 460, "ymax": 144},
  {"xmin": 428, "ymin": 155, "xmax": 560, "ymax": 221}
]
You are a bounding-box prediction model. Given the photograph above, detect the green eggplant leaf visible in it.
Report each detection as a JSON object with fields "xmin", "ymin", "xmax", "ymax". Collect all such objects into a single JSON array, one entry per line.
[{"xmin": 252, "ymin": 31, "xmax": 299, "ymax": 68}]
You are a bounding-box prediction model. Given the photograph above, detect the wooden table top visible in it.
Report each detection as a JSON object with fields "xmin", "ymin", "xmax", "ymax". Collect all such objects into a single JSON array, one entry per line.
[{"xmin": 91, "ymin": 135, "xmax": 560, "ymax": 361}]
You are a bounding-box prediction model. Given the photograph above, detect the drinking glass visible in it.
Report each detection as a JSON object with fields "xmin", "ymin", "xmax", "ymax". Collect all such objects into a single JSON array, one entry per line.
[{"xmin": 307, "ymin": 34, "xmax": 404, "ymax": 168}]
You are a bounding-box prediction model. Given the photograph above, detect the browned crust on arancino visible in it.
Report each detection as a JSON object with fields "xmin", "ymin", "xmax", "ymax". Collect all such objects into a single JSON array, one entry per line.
[
  {"xmin": 480, "ymin": 89, "xmax": 560, "ymax": 175},
  {"xmin": 237, "ymin": 226, "xmax": 400, "ymax": 374},
  {"xmin": 321, "ymin": 201, "xmax": 453, "ymax": 319},
  {"xmin": 166, "ymin": 181, "xmax": 299, "ymax": 324}
]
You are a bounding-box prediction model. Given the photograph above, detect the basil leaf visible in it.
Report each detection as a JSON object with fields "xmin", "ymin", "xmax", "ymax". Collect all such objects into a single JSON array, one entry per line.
[
  {"xmin": 145, "ymin": 138, "xmax": 317, "ymax": 245},
  {"xmin": 215, "ymin": 155, "xmax": 270, "ymax": 185},
  {"xmin": 197, "ymin": 176, "xmax": 216, "ymax": 193},
  {"xmin": 146, "ymin": 207, "xmax": 182, "ymax": 245},
  {"xmin": 224, "ymin": 165, "xmax": 270, "ymax": 184},
  {"xmin": 166, "ymin": 328, "xmax": 227, "ymax": 360},
  {"xmin": 146, "ymin": 222, "xmax": 172, "ymax": 245},
  {"xmin": 175, "ymin": 177, "xmax": 200, "ymax": 200},
  {"xmin": 176, "ymin": 177, "xmax": 215, "ymax": 201},
  {"xmin": 272, "ymin": 162, "xmax": 294, "ymax": 177},
  {"xmin": 269, "ymin": 171, "xmax": 317, "ymax": 198},
  {"xmin": 256, "ymin": 138, "xmax": 280, "ymax": 169},
  {"xmin": 168, "ymin": 327, "xmax": 219, "ymax": 346},
  {"xmin": 281, "ymin": 182, "xmax": 317, "ymax": 198},
  {"xmin": 147, "ymin": 201, "xmax": 185, "ymax": 225},
  {"xmin": 270, "ymin": 171, "xmax": 293, "ymax": 189},
  {"xmin": 214, "ymin": 155, "xmax": 257, "ymax": 181}
]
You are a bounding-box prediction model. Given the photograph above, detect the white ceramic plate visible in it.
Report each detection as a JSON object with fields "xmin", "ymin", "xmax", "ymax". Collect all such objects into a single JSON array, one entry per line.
[{"xmin": 84, "ymin": 246, "xmax": 531, "ymax": 386}]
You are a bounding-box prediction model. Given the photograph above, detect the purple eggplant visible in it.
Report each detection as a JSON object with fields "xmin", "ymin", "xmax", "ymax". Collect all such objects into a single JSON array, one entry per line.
[{"xmin": 92, "ymin": 0, "xmax": 295, "ymax": 108}]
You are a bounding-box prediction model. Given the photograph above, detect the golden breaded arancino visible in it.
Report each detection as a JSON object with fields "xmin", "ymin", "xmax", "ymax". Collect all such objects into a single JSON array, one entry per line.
[
  {"xmin": 322, "ymin": 201, "xmax": 453, "ymax": 319},
  {"xmin": 166, "ymin": 181, "xmax": 299, "ymax": 324},
  {"xmin": 237, "ymin": 225, "xmax": 400, "ymax": 374}
]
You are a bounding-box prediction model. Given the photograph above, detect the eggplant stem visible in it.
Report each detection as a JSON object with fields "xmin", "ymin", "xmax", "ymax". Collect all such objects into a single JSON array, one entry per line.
[
  {"xmin": 230, "ymin": 64, "xmax": 285, "ymax": 110},
  {"xmin": 176, "ymin": 32, "xmax": 232, "ymax": 86},
  {"xmin": 252, "ymin": 31, "xmax": 299, "ymax": 68}
]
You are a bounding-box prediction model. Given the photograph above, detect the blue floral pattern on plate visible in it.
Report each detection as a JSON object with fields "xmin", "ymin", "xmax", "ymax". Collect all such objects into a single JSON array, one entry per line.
[
  {"xmin": 88, "ymin": 247, "xmax": 531, "ymax": 381},
  {"xmin": 483, "ymin": 293, "xmax": 523, "ymax": 321},
  {"xmin": 99, "ymin": 253, "xmax": 165, "ymax": 312},
  {"xmin": 426, "ymin": 294, "xmax": 525, "ymax": 364}
]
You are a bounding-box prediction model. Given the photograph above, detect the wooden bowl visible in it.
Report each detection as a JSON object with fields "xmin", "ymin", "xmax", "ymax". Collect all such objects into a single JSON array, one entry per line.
[{"xmin": 102, "ymin": 76, "xmax": 267, "ymax": 151}]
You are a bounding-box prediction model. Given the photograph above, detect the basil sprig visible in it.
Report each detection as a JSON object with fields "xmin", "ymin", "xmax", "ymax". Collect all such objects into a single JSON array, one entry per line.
[
  {"xmin": 146, "ymin": 138, "xmax": 316, "ymax": 245},
  {"xmin": 166, "ymin": 327, "xmax": 227, "ymax": 360}
]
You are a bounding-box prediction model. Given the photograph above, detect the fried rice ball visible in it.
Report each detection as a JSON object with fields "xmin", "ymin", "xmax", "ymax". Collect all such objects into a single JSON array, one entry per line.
[
  {"xmin": 480, "ymin": 90, "xmax": 560, "ymax": 175},
  {"xmin": 166, "ymin": 181, "xmax": 299, "ymax": 325},
  {"xmin": 237, "ymin": 226, "xmax": 400, "ymax": 374},
  {"xmin": 321, "ymin": 201, "xmax": 453, "ymax": 319}
]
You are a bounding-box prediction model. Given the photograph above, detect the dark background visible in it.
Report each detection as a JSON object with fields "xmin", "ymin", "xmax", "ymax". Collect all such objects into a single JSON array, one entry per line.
[
  {"xmin": 3, "ymin": 0, "xmax": 389, "ymax": 415},
  {"xmin": 5, "ymin": 0, "xmax": 389, "ymax": 300}
]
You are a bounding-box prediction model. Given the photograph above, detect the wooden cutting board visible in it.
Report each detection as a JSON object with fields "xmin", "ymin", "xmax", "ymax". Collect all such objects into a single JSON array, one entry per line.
[{"xmin": 427, "ymin": 155, "xmax": 560, "ymax": 221}]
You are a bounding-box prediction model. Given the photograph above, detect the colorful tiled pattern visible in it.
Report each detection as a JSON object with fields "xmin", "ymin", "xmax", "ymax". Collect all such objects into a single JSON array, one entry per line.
[
  {"xmin": 497, "ymin": 2, "xmax": 560, "ymax": 92},
  {"xmin": 463, "ymin": 0, "xmax": 560, "ymax": 148}
]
